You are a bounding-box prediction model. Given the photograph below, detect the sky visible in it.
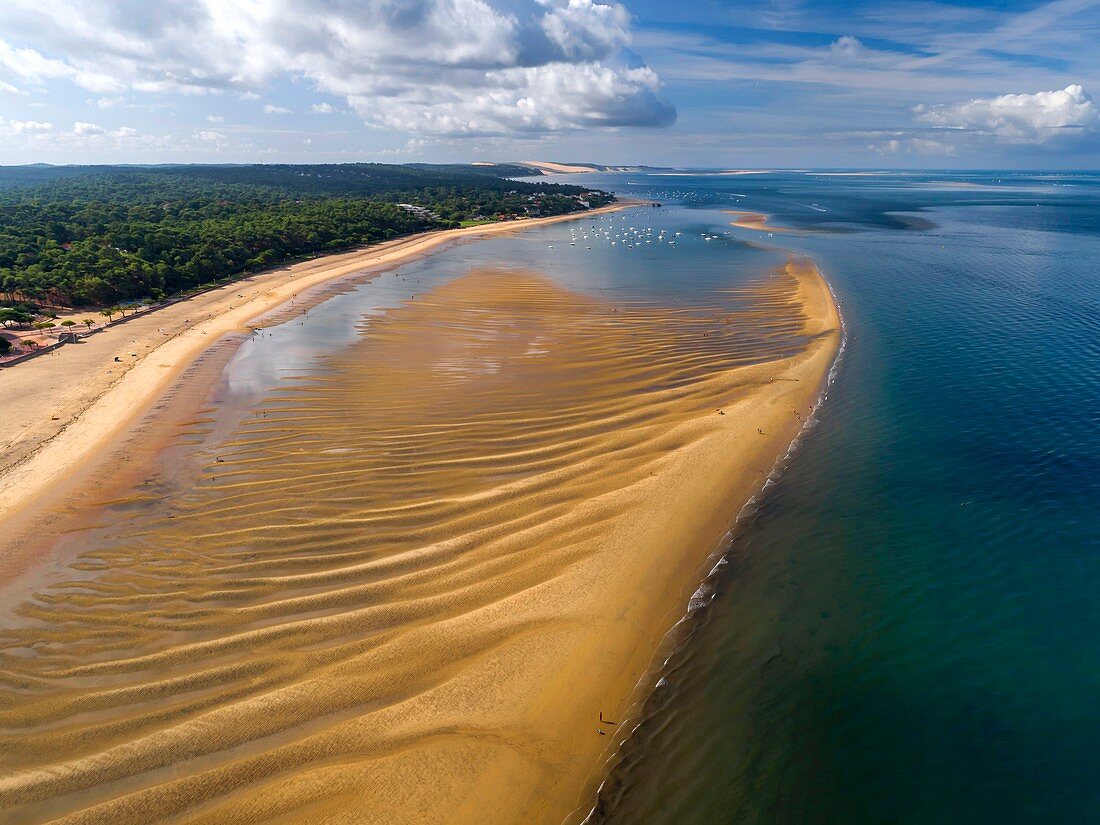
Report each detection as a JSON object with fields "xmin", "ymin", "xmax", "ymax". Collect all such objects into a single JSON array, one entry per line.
[{"xmin": 0, "ymin": 0, "xmax": 1098, "ymax": 168}]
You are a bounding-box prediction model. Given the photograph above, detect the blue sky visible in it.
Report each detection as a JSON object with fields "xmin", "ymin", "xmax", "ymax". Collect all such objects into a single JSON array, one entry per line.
[{"xmin": 0, "ymin": 0, "xmax": 1097, "ymax": 168}]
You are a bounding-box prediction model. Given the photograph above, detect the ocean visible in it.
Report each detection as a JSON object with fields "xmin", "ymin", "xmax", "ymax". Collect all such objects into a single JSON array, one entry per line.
[{"xmin": 575, "ymin": 171, "xmax": 1100, "ymax": 824}]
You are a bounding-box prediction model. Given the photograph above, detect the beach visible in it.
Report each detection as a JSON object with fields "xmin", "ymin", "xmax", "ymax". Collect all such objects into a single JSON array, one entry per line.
[
  {"xmin": 0, "ymin": 204, "xmax": 635, "ymax": 576},
  {"xmin": 0, "ymin": 220, "xmax": 839, "ymax": 823}
]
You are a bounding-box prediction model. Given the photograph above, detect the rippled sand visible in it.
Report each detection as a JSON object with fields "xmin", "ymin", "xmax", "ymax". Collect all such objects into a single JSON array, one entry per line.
[{"xmin": 0, "ymin": 260, "xmax": 839, "ymax": 824}]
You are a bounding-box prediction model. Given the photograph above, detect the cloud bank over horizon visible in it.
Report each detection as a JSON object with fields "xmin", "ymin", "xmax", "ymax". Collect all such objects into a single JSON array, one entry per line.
[
  {"xmin": 0, "ymin": 0, "xmax": 1097, "ymax": 167},
  {"xmin": 915, "ymin": 84, "xmax": 1098, "ymax": 143}
]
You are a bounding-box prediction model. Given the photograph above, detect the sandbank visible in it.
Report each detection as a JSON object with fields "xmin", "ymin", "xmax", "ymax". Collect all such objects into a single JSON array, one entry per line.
[
  {"xmin": 0, "ymin": 255, "xmax": 840, "ymax": 824},
  {"xmin": 725, "ymin": 209, "xmax": 803, "ymax": 233},
  {"xmin": 0, "ymin": 202, "xmax": 634, "ymax": 557}
]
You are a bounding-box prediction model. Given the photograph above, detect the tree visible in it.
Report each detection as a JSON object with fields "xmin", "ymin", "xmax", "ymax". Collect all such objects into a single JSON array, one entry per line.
[
  {"xmin": 60, "ymin": 319, "xmax": 76, "ymax": 328},
  {"xmin": 0, "ymin": 308, "xmax": 32, "ymax": 328},
  {"xmin": 100, "ymin": 308, "xmax": 116, "ymax": 323},
  {"xmin": 0, "ymin": 337, "xmax": 11, "ymax": 355},
  {"xmin": 82, "ymin": 318, "xmax": 95, "ymax": 330}
]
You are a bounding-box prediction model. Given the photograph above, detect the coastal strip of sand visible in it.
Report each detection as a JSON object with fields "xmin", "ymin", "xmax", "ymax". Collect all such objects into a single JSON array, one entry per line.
[
  {"xmin": 0, "ymin": 202, "xmax": 635, "ymax": 558},
  {"xmin": 0, "ymin": 255, "xmax": 840, "ymax": 824},
  {"xmin": 726, "ymin": 209, "xmax": 802, "ymax": 233}
]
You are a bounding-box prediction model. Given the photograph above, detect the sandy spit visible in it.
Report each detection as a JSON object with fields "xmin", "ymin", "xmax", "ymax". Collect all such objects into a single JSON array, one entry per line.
[
  {"xmin": 0, "ymin": 255, "xmax": 839, "ymax": 824},
  {"xmin": 725, "ymin": 209, "xmax": 804, "ymax": 233}
]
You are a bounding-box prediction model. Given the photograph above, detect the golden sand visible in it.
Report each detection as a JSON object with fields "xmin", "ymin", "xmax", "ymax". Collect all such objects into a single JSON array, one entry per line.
[
  {"xmin": 0, "ymin": 203, "xmax": 633, "ymax": 578},
  {"xmin": 726, "ymin": 209, "xmax": 800, "ymax": 233},
  {"xmin": 726, "ymin": 207, "xmax": 814, "ymax": 234},
  {"xmin": 0, "ymin": 259, "xmax": 839, "ymax": 824},
  {"xmin": 517, "ymin": 161, "xmax": 596, "ymax": 174}
]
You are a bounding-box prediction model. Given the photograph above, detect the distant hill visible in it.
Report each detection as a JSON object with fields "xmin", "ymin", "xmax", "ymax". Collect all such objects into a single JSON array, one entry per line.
[
  {"xmin": 401, "ymin": 162, "xmax": 543, "ymax": 178},
  {"xmin": 512, "ymin": 161, "xmax": 671, "ymax": 175}
]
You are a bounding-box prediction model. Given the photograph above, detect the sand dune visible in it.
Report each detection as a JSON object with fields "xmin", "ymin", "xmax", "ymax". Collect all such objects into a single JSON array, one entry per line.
[
  {"xmin": 518, "ymin": 161, "xmax": 597, "ymax": 174},
  {"xmin": 0, "ymin": 259, "xmax": 839, "ymax": 824}
]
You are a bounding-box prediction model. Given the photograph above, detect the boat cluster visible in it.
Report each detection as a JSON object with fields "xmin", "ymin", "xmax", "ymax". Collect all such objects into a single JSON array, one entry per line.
[{"xmin": 550, "ymin": 213, "xmax": 683, "ymax": 251}]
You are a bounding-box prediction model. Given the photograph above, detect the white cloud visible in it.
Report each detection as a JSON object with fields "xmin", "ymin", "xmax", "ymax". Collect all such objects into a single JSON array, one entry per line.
[
  {"xmin": 829, "ymin": 35, "xmax": 869, "ymax": 60},
  {"xmin": 6, "ymin": 119, "xmax": 54, "ymax": 133},
  {"xmin": 197, "ymin": 130, "xmax": 227, "ymax": 142},
  {"xmin": 345, "ymin": 61, "xmax": 672, "ymax": 136},
  {"xmin": 869, "ymin": 136, "xmax": 956, "ymax": 155},
  {"xmin": 0, "ymin": 0, "xmax": 673, "ymax": 137},
  {"xmin": 64, "ymin": 122, "xmax": 139, "ymax": 139},
  {"xmin": 0, "ymin": 36, "xmax": 121, "ymax": 93},
  {"xmin": 374, "ymin": 137, "xmax": 431, "ymax": 157},
  {"xmin": 539, "ymin": 0, "xmax": 630, "ymax": 61},
  {"xmin": 206, "ymin": 114, "xmax": 225, "ymax": 123},
  {"xmin": 915, "ymin": 84, "xmax": 1098, "ymax": 143},
  {"xmin": 263, "ymin": 104, "xmax": 292, "ymax": 115},
  {"xmin": 311, "ymin": 102, "xmax": 335, "ymax": 114}
]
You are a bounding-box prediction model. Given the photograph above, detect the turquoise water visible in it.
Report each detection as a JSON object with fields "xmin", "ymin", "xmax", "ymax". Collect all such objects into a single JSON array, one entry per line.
[{"xmin": 571, "ymin": 171, "xmax": 1100, "ymax": 824}]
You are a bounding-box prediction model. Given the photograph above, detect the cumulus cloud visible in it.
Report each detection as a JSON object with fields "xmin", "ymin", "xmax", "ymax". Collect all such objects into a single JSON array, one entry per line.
[
  {"xmin": 829, "ymin": 35, "xmax": 870, "ymax": 60},
  {"xmin": 869, "ymin": 136, "xmax": 956, "ymax": 155},
  {"xmin": 73, "ymin": 121, "xmax": 105, "ymax": 134},
  {"xmin": 263, "ymin": 104, "xmax": 292, "ymax": 115},
  {"xmin": 0, "ymin": 0, "xmax": 674, "ymax": 137},
  {"xmin": 311, "ymin": 102, "xmax": 335, "ymax": 114},
  {"xmin": 4, "ymin": 119, "xmax": 53, "ymax": 133},
  {"xmin": 915, "ymin": 84, "xmax": 1098, "ymax": 143},
  {"xmin": 197, "ymin": 130, "xmax": 227, "ymax": 142},
  {"xmin": 539, "ymin": 0, "xmax": 630, "ymax": 61}
]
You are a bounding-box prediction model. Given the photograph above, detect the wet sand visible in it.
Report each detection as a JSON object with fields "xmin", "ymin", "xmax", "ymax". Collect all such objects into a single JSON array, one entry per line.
[
  {"xmin": 0, "ymin": 257, "xmax": 839, "ymax": 824},
  {"xmin": 725, "ymin": 210, "xmax": 805, "ymax": 233},
  {"xmin": 0, "ymin": 203, "xmax": 633, "ymax": 576}
]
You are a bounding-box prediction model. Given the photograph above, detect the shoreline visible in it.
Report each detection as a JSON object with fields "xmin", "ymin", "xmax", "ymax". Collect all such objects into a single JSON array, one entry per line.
[
  {"xmin": 0, "ymin": 200, "xmax": 638, "ymax": 567},
  {"xmin": 563, "ymin": 256, "xmax": 843, "ymax": 824},
  {"xmin": 579, "ymin": 256, "xmax": 846, "ymax": 823}
]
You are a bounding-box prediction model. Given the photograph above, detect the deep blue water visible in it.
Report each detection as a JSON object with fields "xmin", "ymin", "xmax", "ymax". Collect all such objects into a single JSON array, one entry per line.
[{"xmin": 559, "ymin": 171, "xmax": 1100, "ymax": 824}]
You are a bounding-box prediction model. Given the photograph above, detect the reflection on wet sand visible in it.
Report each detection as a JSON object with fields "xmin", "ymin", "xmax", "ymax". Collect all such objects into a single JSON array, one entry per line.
[{"xmin": 0, "ymin": 261, "xmax": 838, "ymax": 825}]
